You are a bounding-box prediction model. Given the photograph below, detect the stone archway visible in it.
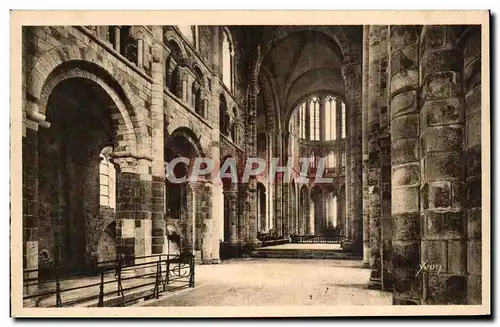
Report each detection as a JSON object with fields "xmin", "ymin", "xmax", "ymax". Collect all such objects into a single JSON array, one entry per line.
[
  {"xmin": 256, "ymin": 182, "xmax": 267, "ymax": 233},
  {"xmin": 97, "ymin": 222, "xmax": 116, "ymax": 265},
  {"xmin": 164, "ymin": 127, "xmax": 205, "ymax": 255},
  {"xmin": 37, "ymin": 71, "xmax": 137, "ymax": 271}
]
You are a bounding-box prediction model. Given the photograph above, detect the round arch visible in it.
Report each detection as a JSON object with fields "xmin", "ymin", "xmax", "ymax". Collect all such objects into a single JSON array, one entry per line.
[
  {"xmin": 164, "ymin": 30, "xmax": 190, "ymax": 66},
  {"xmin": 27, "ymin": 45, "xmax": 149, "ymax": 150}
]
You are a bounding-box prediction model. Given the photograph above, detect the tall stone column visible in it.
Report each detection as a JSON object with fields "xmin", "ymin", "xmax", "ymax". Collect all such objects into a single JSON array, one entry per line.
[
  {"xmin": 273, "ymin": 129, "xmax": 284, "ymax": 236},
  {"xmin": 282, "ymin": 182, "xmax": 289, "ymax": 236},
  {"xmin": 420, "ymin": 26, "xmax": 467, "ymax": 304},
  {"xmin": 243, "ymin": 47, "xmax": 262, "ymax": 249},
  {"xmin": 342, "ymin": 56, "xmax": 363, "ymax": 255},
  {"xmin": 150, "ymin": 26, "xmax": 165, "ymax": 256},
  {"xmin": 389, "ymin": 25, "xmax": 421, "ymax": 304},
  {"xmin": 462, "ymin": 26, "xmax": 482, "ymax": 304},
  {"xmin": 362, "ymin": 25, "xmax": 371, "ymax": 268},
  {"xmin": 367, "ymin": 25, "xmax": 389, "ymax": 289},
  {"xmin": 178, "ymin": 67, "xmax": 190, "ymax": 103},
  {"xmin": 210, "ymin": 25, "xmax": 223, "ymax": 262},
  {"xmin": 344, "ymin": 114, "xmax": 352, "ymax": 241},
  {"xmin": 267, "ymin": 132, "xmax": 274, "ymax": 231}
]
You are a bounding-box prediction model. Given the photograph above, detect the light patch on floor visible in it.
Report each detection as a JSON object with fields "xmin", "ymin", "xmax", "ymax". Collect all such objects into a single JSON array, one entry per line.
[{"xmin": 144, "ymin": 258, "xmax": 392, "ymax": 307}]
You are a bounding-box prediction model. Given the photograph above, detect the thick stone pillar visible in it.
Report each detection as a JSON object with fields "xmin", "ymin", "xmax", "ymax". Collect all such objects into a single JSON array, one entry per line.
[
  {"xmin": 198, "ymin": 181, "xmax": 213, "ymax": 264},
  {"xmin": 420, "ymin": 26, "xmax": 467, "ymax": 304},
  {"xmin": 150, "ymin": 26, "xmax": 165, "ymax": 256},
  {"xmin": 243, "ymin": 47, "xmax": 262, "ymax": 249},
  {"xmin": 113, "ymin": 156, "xmax": 153, "ymax": 268},
  {"xmin": 362, "ymin": 25, "xmax": 371, "ymax": 268},
  {"xmin": 462, "ymin": 26, "xmax": 482, "ymax": 304},
  {"xmin": 183, "ymin": 183, "xmax": 195, "ymax": 253},
  {"xmin": 282, "ymin": 182, "xmax": 290, "ymax": 236},
  {"xmin": 380, "ymin": 133, "xmax": 392, "ymax": 291},
  {"xmin": 23, "ymin": 104, "xmax": 45, "ymax": 299},
  {"xmin": 237, "ymin": 183, "xmax": 248, "ymax": 244},
  {"xmin": 209, "ymin": 25, "xmax": 224, "ymax": 261},
  {"xmin": 224, "ymin": 184, "xmax": 239, "ymax": 245},
  {"xmin": 344, "ymin": 117, "xmax": 352, "ymax": 241},
  {"xmin": 367, "ymin": 25, "xmax": 384, "ymax": 288},
  {"xmin": 389, "ymin": 25, "xmax": 421, "ymax": 304},
  {"xmin": 342, "ymin": 56, "xmax": 363, "ymax": 255},
  {"xmin": 210, "ymin": 144, "xmax": 223, "ymax": 263}
]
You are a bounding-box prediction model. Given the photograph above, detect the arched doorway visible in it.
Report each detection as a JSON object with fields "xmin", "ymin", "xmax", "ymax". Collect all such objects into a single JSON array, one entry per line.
[
  {"xmin": 290, "ymin": 180, "xmax": 297, "ymax": 234},
  {"xmin": 97, "ymin": 222, "xmax": 116, "ymax": 265},
  {"xmin": 37, "ymin": 76, "xmax": 125, "ymax": 271},
  {"xmin": 257, "ymin": 182, "xmax": 266, "ymax": 232},
  {"xmin": 164, "ymin": 127, "xmax": 203, "ymax": 254}
]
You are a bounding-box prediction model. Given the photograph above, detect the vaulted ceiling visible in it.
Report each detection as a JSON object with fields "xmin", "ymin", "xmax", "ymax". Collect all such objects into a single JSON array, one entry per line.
[{"xmin": 254, "ymin": 26, "xmax": 361, "ymax": 130}]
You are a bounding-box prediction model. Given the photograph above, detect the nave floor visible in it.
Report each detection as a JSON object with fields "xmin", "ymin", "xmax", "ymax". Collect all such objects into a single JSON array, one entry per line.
[{"xmin": 143, "ymin": 258, "xmax": 392, "ymax": 307}]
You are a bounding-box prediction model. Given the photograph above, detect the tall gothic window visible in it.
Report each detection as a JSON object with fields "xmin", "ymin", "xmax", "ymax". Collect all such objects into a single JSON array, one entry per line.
[
  {"xmin": 341, "ymin": 102, "xmax": 346, "ymax": 139},
  {"xmin": 222, "ymin": 29, "xmax": 234, "ymax": 92},
  {"xmin": 309, "ymin": 97, "xmax": 320, "ymax": 141},
  {"xmin": 298, "ymin": 95, "xmax": 344, "ymax": 141},
  {"xmin": 299, "ymin": 102, "xmax": 306, "ymax": 139},
  {"xmin": 325, "ymin": 96, "xmax": 337, "ymax": 141}
]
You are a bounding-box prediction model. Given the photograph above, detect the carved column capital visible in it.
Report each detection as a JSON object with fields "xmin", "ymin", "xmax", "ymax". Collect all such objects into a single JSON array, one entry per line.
[
  {"xmin": 110, "ymin": 156, "xmax": 138, "ymax": 173},
  {"xmin": 178, "ymin": 66, "xmax": 193, "ymax": 82},
  {"xmin": 25, "ymin": 100, "xmax": 50, "ymax": 128}
]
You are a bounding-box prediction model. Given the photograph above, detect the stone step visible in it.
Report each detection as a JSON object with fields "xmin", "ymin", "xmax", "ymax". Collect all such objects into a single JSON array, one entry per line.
[{"xmin": 251, "ymin": 249, "xmax": 362, "ymax": 260}]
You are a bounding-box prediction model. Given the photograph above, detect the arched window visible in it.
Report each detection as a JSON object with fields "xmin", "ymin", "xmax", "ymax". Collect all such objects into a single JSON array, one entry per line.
[
  {"xmin": 325, "ymin": 96, "xmax": 337, "ymax": 141},
  {"xmin": 299, "ymin": 102, "xmax": 307, "ymax": 139},
  {"xmin": 193, "ymin": 66, "xmax": 204, "ymax": 117},
  {"xmin": 99, "ymin": 152, "xmax": 116, "ymax": 210},
  {"xmin": 298, "ymin": 95, "xmax": 344, "ymax": 141},
  {"xmin": 309, "ymin": 97, "xmax": 320, "ymax": 141},
  {"xmin": 119, "ymin": 26, "xmax": 137, "ymax": 64},
  {"xmin": 219, "ymin": 94, "xmax": 229, "ymax": 136},
  {"xmin": 326, "ymin": 193, "xmax": 337, "ymax": 229},
  {"xmin": 165, "ymin": 40, "xmax": 183, "ymax": 99},
  {"xmin": 230, "ymin": 107, "xmax": 237, "ymax": 142},
  {"xmin": 341, "ymin": 102, "xmax": 346, "ymax": 139},
  {"xmin": 191, "ymin": 83, "xmax": 197, "ymax": 108},
  {"xmin": 222, "ymin": 29, "xmax": 234, "ymax": 92}
]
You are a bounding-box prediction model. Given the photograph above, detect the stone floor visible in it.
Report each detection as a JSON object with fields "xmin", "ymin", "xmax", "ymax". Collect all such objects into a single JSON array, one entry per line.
[{"xmin": 142, "ymin": 258, "xmax": 392, "ymax": 306}]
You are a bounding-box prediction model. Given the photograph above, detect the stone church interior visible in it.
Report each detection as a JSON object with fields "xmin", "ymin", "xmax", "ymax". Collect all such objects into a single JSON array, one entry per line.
[{"xmin": 22, "ymin": 25, "xmax": 482, "ymax": 306}]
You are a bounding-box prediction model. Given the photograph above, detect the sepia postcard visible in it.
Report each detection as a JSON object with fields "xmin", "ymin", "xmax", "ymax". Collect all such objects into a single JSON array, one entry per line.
[{"xmin": 10, "ymin": 10, "xmax": 491, "ymax": 318}]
